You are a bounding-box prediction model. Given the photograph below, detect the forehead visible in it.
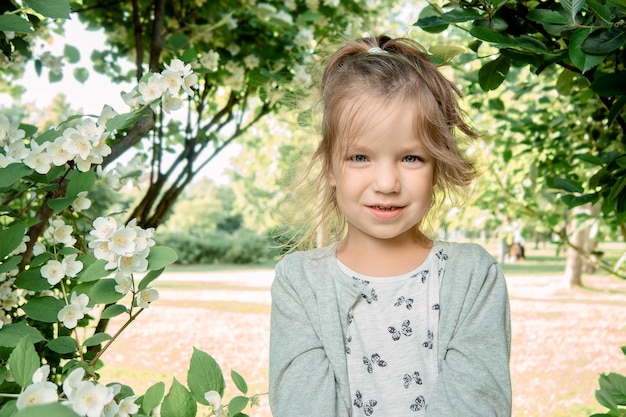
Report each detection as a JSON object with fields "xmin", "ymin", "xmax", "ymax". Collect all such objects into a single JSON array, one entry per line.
[{"xmin": 337, "ymin": 95, "xmax": 422, "ymax": 149}]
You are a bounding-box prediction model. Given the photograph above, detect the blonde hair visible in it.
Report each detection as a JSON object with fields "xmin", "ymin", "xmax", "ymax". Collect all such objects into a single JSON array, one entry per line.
[{"xmin": 282, "ymin": 35, "xmax": 478, "ymax": 251}]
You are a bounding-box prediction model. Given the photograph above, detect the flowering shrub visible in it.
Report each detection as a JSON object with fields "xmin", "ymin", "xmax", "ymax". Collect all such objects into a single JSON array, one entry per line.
[{"xmin": 0, "ymin": 57, "xmax": 259, "ymax": 417}]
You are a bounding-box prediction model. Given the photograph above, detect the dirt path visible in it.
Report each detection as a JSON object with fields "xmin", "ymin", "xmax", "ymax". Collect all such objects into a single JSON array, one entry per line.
[{"xmin": 98, "ymin": 270, "xmax": 626, "ymax": 417}]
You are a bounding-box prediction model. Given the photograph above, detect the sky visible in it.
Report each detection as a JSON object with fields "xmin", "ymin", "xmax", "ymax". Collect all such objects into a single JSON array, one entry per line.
[{"xmin": 0, "ymin": 17, "xmax": 236, "ymax": 184}]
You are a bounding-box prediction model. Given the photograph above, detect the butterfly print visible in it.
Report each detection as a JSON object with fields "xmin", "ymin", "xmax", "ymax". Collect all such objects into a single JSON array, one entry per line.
[
  {"xmin": 345, "ymin": 335, "xmax": 352, "ymax": 354},
  {"xmin": 361, "ymin": 288, "xmax": 378, "ymax": 304},
  {"xmin": 363, "ymin": 353, "xmax": 388, "ymax": 373},
  {"xmin": 354, "ymin": 390, "xmax": 377, "ymax": 416},
  {"xmin": 394, "ymin": 296, "xmax": 413, "ymax": 310},
  {"xmin": 410, "ymin": 395, "xmax": 426, "ymax": 411},
  {"xmin": 422, "ymin": 329, "xmax": 434, "ymax": 349},
  {"xmin": 388, "ymin": 319, "xmax": 412, "ymax": 341},
  {"xmin": 403, "ymin": 371, "xmax": 423, "ymax": 388},
  {"xmin": 347, "ymin": 311, "xmax": 354, "ymax": 325},
  {"xmin": 435, "ymin": 249, "xmax": 448, "ymax": 260},
  {"xmin": 432, "ymin": 304, "xmax": 440, "ymax": 311},
  {"xmin": 410, "ymin": 269, "xmax": 429, "ymax": 283}
]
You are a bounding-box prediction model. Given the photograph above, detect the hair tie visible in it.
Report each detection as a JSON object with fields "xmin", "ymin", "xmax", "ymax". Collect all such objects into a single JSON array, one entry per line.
[{"xmin": 367, "ymin": 46, "xmax": 389, "ymax": 55}]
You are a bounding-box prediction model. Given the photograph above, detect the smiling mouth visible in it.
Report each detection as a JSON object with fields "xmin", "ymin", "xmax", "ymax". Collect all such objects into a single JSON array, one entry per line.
[{"xmin": 370, "ymin": 205, "xmax": 402, "ymax": 210}]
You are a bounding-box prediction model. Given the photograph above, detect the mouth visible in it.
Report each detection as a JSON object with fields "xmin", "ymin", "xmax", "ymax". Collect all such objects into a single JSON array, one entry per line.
[{"xmin": 368, "ymin": 205, "xmax": 404, "ymax": 211}]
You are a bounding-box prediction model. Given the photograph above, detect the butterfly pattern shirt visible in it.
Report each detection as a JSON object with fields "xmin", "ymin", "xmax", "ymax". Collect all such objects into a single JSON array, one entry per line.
[{"xmin": 338, "ymin": 246, "xmax": 447, "ymax": 416}]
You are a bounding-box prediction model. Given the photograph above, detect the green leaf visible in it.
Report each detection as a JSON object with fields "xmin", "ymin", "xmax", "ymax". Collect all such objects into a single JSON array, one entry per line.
[
  {"xmin": 560, "ymin": 193, "xmax": 599, "ymax": 208},
  {"xmin": 161, "ymin": 378, "xmax": 197, "ymax": 417},
  {"xmin": 8, "ymin": 338, "xmax": 40, "ymax": 388},
  {"xmin": 470, "ymin": 26, "xmax": 512, "ymax": 44},
  {"xmin": 23, "ymin": 0, "xmax": 71, "ymax": 19},
  {"xmin": 561, "ymin": 0, "xmax": 585, "ymax": 22},
  {"xmin": 429, "ymin": 45, "xmax": 465, "ymax": 63},
  {"xmin": 0, "ymin": 322, "xmax": 45, "ymax": 348},
  {"xmin": 47, "ymin": 196, "xmax": 76, "ymax": 213},
  {"xmin": 574, "ymin": 153, "xmax": 602, "ymax": 165},
  {"xmin": 597, "ymin": 372, "xmax": 626, "ymax": 407},
  {"xmin": 526, "ymin": 9, "xmax": 570, "ymax": 25},
  {"xmin": 14, "ymin": 403, "xmax": 80, "ymax": 417},
  {"xmin": 552, "ymin": 177, "xmax": 584, "ymax": 193},
  {"xmin": 478, "ymin": 55, "xmax": 510, "ymax": 91},
  {"xmin": 15, "ymin": 268, "xmax": 52, "ymax": 292},
  {"xmin": 76, "ymin": 257, "xmax": 110, "ymax": 282},
  {"xmin": 0, "ymin": 401, "xmax": 18, "ymax": 417},
  {"xmin": 167, "ymin": 32, "xmax": 190, "ymax": 50},
  {"xmin": 228, "ymin": 396, "xmax": 249, "ymax": 416},
  {"xmin": 88, "ymin": 279, "xmax": 125, "ymax": 304},
  {"xmin": 64, "ymin": 44, "xmax": 80, "ymax": 63},
  {"xmin": 146, "ymin": 246, "xmax": 178, "ymax": 270},
  {"xmin": 66, "ymin": 169, "xmax": 96, "ymax": 197},
  {"xmin": 590, "ymin": 72, "xmax": 626, "ymax": 96},
  {"xmin": 82, "ymin": 332, "xmax": 112, "ymax": 347},
  {"xmin": 231, "ymin": 370, "xmax": 248, "ymax": 394},
  {"xmin": 0, "ymin": 255, "xmax": 22, "ymax": 275},
  {"xmin": 73, "ymin": 67, "xmax": 89, "ymax": 83},
  {"xmin": 100, "ymin": 304, "xmax": 128, "ymax": 319},
  {"xmin": 582, "ymin": 28, "xmax": 626, "ymax": 55},
  {"xmin": 142, "ymin": 381, "xmax": 166, "ymax": 415},
  {"xmin": 414, "ymin": 5, "xmax": 448, "ymax": 33},
  {"xmin": 440, "ymin": 7, "xmax": 481, "ymax": 23},
  {"xmin": 138, "ymin": 268, "xmax": 164, "ymax": 291},
  {"xmin": 187, "ymin": 348, "xmax": 225, "ymax": 404},
  {"xmin": 0, "ymin": 15, "xmax": 33, "ymax": 33},
  {"xmin": 106, "ymin": 111, "xmax": 144, "ymax": 131},
  {"xmin": 21, "ymin": 296, "xmax": 66, "ymax": 323},
  {"xmin": 569, "ymin": 29, "xmax": 606, "ymax": 73},
  {"xmin": 47, "ymin": 336, "xmax": 79, "ymax": 354},
  {"xmin": 0, "ymin": 163, "xmax": 34, "ymax": 187},
  {"xmin": 556, "ymin": 68, "xmax": 576, "ymax": 95},
  {"xmin": 0, "ymin": 220, "xmax": 27, "ymax": 260}
]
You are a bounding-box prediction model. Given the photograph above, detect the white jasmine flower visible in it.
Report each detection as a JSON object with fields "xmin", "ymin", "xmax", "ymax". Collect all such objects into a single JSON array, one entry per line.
[
  {"xmin": 164, "ymin": 58, "xmax": 192, "ymax": 77},
  {"xmin": 294, "ymin": 28, "xmax": 314, "ymax": 49},
  {"xmin": 121, "ymin": 88, "xmax": 142, "ymax": 108},
  {"xmin": 6, "ymin": 139, "xmax": 29, "ymax": 161},
  {"xmin": 41, "ymin": 259, "xmax": 65, "ymax": 286},
  {"xmin": 323, "ymin": 0, "xmax": 339, "ymax": 6},
  {"xmin": 62, "ymin": 127, "xmax": 93, "ymax": 161},
  {"xmin": 63, "ymin": 367, "xmax": 86, "ymax": 400},
  {"xmin": 47, "ymin": 137, "xmax": 72, "ymax": 166},
  {"xmin": 98, "ymin": 105, "xmax": 119, "ymax": 126},
  {"xmin": 118, "ymin": 252, "xmax": 149, "ymax": 275},
  {"xmin": 200, "ymin": 50, "xmax": 219, "ymax": 71},
  {"xmin": 204, "ymin": 391, "xmax": 222, "ymax": 411},
  {"xmin": 33, "ymin": 242, "xmax": 46, "ymax": 256},
  {"xmin": 138, "ymin": 73, "xmax": 167, "ymax": 103},
  {"xmin": 70, "ymin": 381, "xmax": 114, "ymax": 417},
  {"xmin": 72, "ymin": 191, "xmax": 92, "ymax": 212},
  {"xmin": 90, "ymin": 217, "xmax": 119, "ymax": 240},
  {"xmin": 293, "ymin": 64, "xmax": 312, "ymax": 87},
  {"xmin": 58, "ymin": 302, "xmax": 84, "ymax": 329},
  {"xmin": 118, "ymin": 395, "xmax": 139, "ymax": 417},
  {"xmin": 70, "ymin": 292, "xmax": 90, "ymax": 313},
  {"xmin": 47, "ymin": 219, "xmax": 76, "ymax": 247},
  {"xmin": 16, "ymin": 381, "xmax": 59, "ymax": 410},
  {"xmin": 62, "ymin": 254, "xmax": 84, "ymax": 278},
  {"xmin": 183, "ymin": 73, "xmax": 198, "ymax": 95},
  {"xmin": 89, "ymin": 239, "xmax": 114, "ymax": 263},
  {"xmin": 227, "ymin": 44, "xmax": 240, "ymax": 56},
  {"xmin": 113, "ymin": 273, "xmax": 133, "ymax": 295},
  {"xmin": 243, "ymin": 54, "xmax": 259, "ymax": 69},
  {"xmin": 23, "ymin": 142, "xmax": 52, "ymax": 174},
  {"xmin": 273, "ymin": 10, "xmax": 293, "ymax": 25},
  {"xmin": 161, "ymin": 91, "xmax": 182, "ymax": 113},
  {"xmin": 226, "ymin": 16, "xmax": 238, "ymax": 30},
  {"xmin": 110, "ymin": 226, "xmax": 138, "ymax": 256},
  {"xmin": 102, "ymin": 398, "xmax": 119, "ymax": 417},
  {"xmin": 136, "ymin": 288, "xmax": 158, "ymax": 308},
  {"xmin": 161, "ymin": 69, "xmax": 184, "ymax": 95}
]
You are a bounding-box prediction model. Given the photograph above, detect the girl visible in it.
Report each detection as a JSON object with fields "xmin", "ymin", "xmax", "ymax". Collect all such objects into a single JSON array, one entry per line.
[{"xmin": 269, "ymin": 35, "xmax": 511, "ymax": 417}]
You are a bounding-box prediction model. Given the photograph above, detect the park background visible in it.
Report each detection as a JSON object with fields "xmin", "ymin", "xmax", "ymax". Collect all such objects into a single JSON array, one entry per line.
[{"xmin": 0, "ymin": 1, "xmax": 625, "ymax": 417}]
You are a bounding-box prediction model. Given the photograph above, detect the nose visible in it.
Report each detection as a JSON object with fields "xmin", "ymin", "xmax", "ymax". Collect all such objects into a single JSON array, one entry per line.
[{"xmin": 372, "ymin": 162, "xmax": 400, "ymax": 193}]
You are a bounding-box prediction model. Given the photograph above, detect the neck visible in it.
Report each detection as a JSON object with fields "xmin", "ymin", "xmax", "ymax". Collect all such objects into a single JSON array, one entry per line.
[{"xmin": 336, "ymin": 233, "xmax": 433, "ymax": 277}]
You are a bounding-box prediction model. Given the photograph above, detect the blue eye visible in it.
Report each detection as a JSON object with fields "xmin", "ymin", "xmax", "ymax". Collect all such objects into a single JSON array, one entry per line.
[
  {"xmin": 349, "ymin": 155, "xmax": 369, "ymax": 163},
  {"xmin": 403, "ymin": 155, "xmax": 423, "ymax": 163}
]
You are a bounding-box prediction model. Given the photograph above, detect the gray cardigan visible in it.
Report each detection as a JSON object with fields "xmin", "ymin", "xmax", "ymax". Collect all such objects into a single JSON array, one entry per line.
[{"xmin": 269, "ymin": 241, "xmax": 512, "ymax": 417}]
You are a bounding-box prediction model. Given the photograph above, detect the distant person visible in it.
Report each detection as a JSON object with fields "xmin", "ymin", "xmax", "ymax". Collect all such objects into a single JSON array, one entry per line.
[{"xmin": 269, "ymin": 35, "xmax": 512, "ymax": 416}]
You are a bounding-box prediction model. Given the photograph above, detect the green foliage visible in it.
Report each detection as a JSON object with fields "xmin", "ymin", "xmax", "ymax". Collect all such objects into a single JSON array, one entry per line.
[
  {"xmin": 592, "ymin": 346, "xmax": 626, "ymax": 416},
  {"xmin": 157, "ymin": 229, "xmax": 277, "ymax": 265}
]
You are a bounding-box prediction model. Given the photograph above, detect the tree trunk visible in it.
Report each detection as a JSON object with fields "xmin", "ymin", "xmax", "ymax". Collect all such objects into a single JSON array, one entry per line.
[{"xmin": 563, "ymin": 204, "xmax": 595, "ymax": 288}]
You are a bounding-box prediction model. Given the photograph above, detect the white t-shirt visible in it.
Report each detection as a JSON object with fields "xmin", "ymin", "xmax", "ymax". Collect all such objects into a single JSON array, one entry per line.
[{"xmin": 337, "ymin": 245, "xmax": 447, "ymax": 416}]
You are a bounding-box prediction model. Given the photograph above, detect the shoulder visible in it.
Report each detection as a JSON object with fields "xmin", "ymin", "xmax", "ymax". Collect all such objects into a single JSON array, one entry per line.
[
  {"xmin": 273, "ymin": 245, "xmax": 338, "ymax": 289},
  {"xmin": 437, "ymin": 241, "xmax": 497, "ymax": 268}
]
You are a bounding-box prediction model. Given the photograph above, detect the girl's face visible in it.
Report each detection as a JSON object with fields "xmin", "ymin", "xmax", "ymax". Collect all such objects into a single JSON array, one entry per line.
[{"xmin": 327, "ymin": 96, "xmax": 434, "ymax": 247}]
